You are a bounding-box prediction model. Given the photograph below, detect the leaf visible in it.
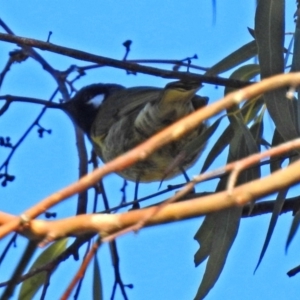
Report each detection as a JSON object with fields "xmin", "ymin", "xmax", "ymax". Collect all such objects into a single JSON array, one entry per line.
[
  {"xmin": 255, "ymin": 0, "xmax": 284, "ymax": 76},
  {"xmin": 228, "ymin": 133, "xmax": 260, "ymax": 190},
  {"xmin": 201, "ymin": 63, "xmax": 261, "ymax": 174},
  {"xmin": 194, "ymin": 62, "xmax": 262, "ymax": 298},
  {"xmin": 254, "ymin": 189, "xmax": 288, "ymax": 272},
  {"xmin": 226, "ymin": 110, "xmax": 258, "ymax": 161},
  {"xmin": 250, "ymin": 117, "xmax": 264, "ymax": 146},
  {"xmin": 244, "ymin": 119, "xmax": 264, "ymax": 215},
  {"xmin": 240, "ymin": 97, "xmax": 264, "ymax": 125},
  {"xmin": 247, "ymin": 27, "xmax": 255, "ymax": 39},
  {"xmin": 225, "ymin": 64, "xmax": 260, "ymax": 157},
  {"xmin": 224, "ymin": 64, "xmax": 260, "ymax": 94},
  {"xmin": 270, "ymin": 129, "xmax": 285, "ymax": 173},
  {"xmin": 1, "ymin": 241, "xmax": 38, "ymax": 299},
  {"xmin": 225, "ymin": 64, "xmax": 261, "ymax": 118},
  {"xmin": 194, "ymin": 208, "xmax": 241, "ymax": 300},
  {"xmin": 194, "ymin": 215, "xmax": 215, "ymax": 267},
  {"xmin": 194, "ymin": 178, "xmax": 242, "ymax": 300},
  {"xmin": 286, "ymin": 209, "xmax": 300, "ymax": 251},
  {"xmin": 18, "ymin": 239, "xmax": 68, "ymax": 300},
  {"xmin": 229, "ymin": 114, "xmax": 258, "ymax": 153},
  {"xmin": 225, "ymin": 64, "xmax": 263, "ymax": 125},
  {"xmin": 291, "ymin": 22, "xmax": 300, "ymax": 73},
  {"xmin": 195, "ymin": 122, "xmax": 258, "ymax": 299},
  {"xmin": 255, "ymin": 0, "xmax": 298, "ymax": 142},
  {"xmin": 291, "ymin": 21, "xmax": 300, "ymax": 133},
  {"xmin": 284, "ymin": 34, "xmax": 294, "ymax": 67},
  {"xmin": 93, "ymin": 254, "xmax": 103, "ymax": 300},
  {"xmin": 205, "ymin": 41, "xmax": 257, "ymax": 76},
  {"xmin": 201, "ymin": 98, "xmax": 263, "ymax": 174},
  {"xmin": 201, "ymin": 124, "xmax": 233, "ymax": 173}
]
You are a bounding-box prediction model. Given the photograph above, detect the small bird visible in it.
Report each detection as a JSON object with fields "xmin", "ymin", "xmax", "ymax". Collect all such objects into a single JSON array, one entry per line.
[{"xmin": 62, "ymin": 81, "xmax": 208, "ymax": 182}]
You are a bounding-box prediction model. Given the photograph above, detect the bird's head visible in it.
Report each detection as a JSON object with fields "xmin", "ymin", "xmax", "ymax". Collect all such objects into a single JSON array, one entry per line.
[{"xmin": 62, "ymin": 83, "xmax": 125, "ymax": 134}]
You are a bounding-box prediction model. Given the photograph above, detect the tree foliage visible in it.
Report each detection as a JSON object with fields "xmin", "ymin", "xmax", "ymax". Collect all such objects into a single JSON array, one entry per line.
[{"xmin": 1, "ymin": 1, "xmax": 300, "ymax": 299}]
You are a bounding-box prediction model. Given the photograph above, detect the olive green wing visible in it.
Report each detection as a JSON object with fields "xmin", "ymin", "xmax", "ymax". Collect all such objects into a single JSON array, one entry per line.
[{"xmin": 91, "ymin": 87, "xmax": 162, "ymax": 138}]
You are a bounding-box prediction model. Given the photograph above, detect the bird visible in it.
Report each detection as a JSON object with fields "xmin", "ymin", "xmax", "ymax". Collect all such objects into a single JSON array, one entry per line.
[{"xmin": 61, "ymin": 81, "xmax": 208, "ymax": 183}]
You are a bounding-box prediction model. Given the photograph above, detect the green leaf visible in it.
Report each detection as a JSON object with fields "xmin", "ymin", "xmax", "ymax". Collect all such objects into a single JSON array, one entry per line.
[
  {"xmin": 229, "ymin": 114, "xmax": 258, "ymax": 153},
  {"xmin": 93, "ymin": 254, "xmax": 103, "ymax": 300},
  {"xmin": 291, "ymin": 23, "xmax": 300, "ymax": 133},
  {"xmin": 240, "ymin": 97, "xmax": 264, "ymax": 125},
  {"xmin": 194, "ymin": 214, "xmax": 218, "ymax": 266},
  {"xmin": 201, "ymin": 124, "xmax": 233, "ymax": 173},
  {"xmin": 291, "ymin": 25, "xmax": 300, "ymax": 73},
  {"xmin": 225, "ymin": 63, "xmax": 263, "ymax": 125},
  {"xmin": 255, "ymin": 0, "xmax": 285, "ymax": 76},
  {"xmin": 225, "ymin": 64, "xmax": 260, "ymax": 157},
  {"xmin": 255, "ymin": 0, "xmax": 298, "ymax": 142},
  {"xmin": 201, "ymin": 62, "xmax": 262, "ymax": 174},
  {"xmin": 286, "ymin": 209, "xmax": 300, "ymax": 251},
  {"xmin": 284, "ymin": 34, "xmax": 294, "ymax": 67},
  {"xmin": 228, "ymin": 131, "xmax": 260, "ymax": 191},
  {"xmin": 227, "ymin": 83, "xmax": 261, "ymax": 184},
  {"xmin": 250, "ymin": 117, "xmax": 264, "ymax": 145},
  {"xmin": 225, "ymin": 64, "xmax": 260, "ymax": 94},
  {"xmin": 269, "ymin": 125, "xmax": 298, "ymax": 175},
  {"xmin": 254, "ymin": 189, "xmax": 288, "ymax": 272},
  {"xmin": 18, "ymin": 238, "xmax": 68, "ymax": 300},
  {"xmin": 205, "ymin": 41, "xmax": 257, "ymax": 76},
  {"xmin": 194, "ymin": 177, "xmax": 242, "ymax": 300},
  {"xmin": 195, "ymin": 103, "xmax": 261, "ymax": 299},
  {"xmin": 243, "ymin": 119, "xmax": 264, "ymax": 215},
  {"xmin": 270, "ymin": 129, "xmax": 285, "ymax": 173},
  {"xmin": 1, "ymin": 240, "xmax": 38, "ymax": 299}
]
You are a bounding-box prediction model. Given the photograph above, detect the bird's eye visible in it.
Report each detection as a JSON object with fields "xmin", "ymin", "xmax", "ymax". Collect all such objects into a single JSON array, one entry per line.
[{"xmin": 86, "ymin": 94, "xmax": 105, "ymax": 108}]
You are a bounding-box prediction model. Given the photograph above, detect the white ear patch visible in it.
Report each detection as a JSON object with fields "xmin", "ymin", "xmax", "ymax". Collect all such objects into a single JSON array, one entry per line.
[{"xmin": 87, "ymin": 94, "xmax": 105, "ymax": 108}]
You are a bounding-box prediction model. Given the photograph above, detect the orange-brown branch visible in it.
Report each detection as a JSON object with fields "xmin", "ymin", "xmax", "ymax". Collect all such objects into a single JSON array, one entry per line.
[{"xmin": 1, "ymin": 72, "xmax": 300, "ymax": 240}]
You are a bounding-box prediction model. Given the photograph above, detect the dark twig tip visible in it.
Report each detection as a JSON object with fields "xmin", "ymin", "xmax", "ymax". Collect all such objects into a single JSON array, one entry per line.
[
  {"xmin": 47, "ymin": 31, "xmax": 52, "ymax": 43},
  {"xmin": 122, "ymin": 40, "xmax": 132, "ymax": 48},
  {"xmin": 122, "ymin": 39, "xmax": 133, "ymax": 62},
  {"xmin": 125, "ymin": 283, "xmax": 134, "ymax": 289}
]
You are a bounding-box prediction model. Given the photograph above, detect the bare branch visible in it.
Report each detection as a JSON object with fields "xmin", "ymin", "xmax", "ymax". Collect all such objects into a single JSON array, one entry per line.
[{"xmin": 0, "ymin": 33, "xmax": 250, "ymax": 88}]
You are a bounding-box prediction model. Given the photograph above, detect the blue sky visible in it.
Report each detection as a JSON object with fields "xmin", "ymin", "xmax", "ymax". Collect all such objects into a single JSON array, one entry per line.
[{"xmin": 1, "ymin": 1, "xmax": 300, "ymax": 300}]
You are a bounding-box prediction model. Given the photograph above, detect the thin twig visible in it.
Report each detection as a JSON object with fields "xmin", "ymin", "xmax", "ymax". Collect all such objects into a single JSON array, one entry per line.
[
  {"xmin": 61, "ymin": 238, "xmax": 101, "ymax": 300},
  {"xmin": 0, "ymin": 32, "xmax": 250, "ymax": 89}
]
